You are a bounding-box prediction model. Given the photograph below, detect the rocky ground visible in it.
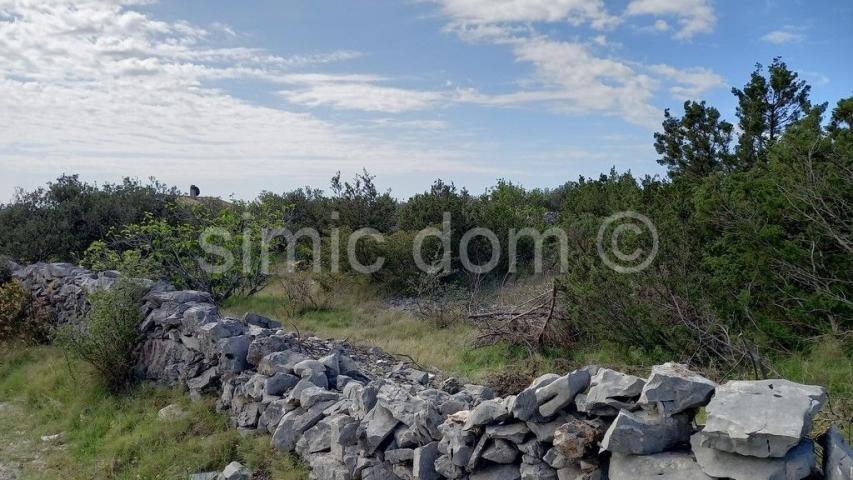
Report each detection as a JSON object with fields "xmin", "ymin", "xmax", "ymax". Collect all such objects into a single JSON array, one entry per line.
[{"xmin": 0, "ymin": 401, "xmax": 63, "ymax": 480}]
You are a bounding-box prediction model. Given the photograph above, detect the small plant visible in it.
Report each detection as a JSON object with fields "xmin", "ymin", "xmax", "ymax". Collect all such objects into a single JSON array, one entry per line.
[
  {"xmin": 0, "ymin": 279, "xmax": 53, "ymax": 344},
  {"xmin": 55, "ymin": 279, "xmax": 147, "ymax": 392}
]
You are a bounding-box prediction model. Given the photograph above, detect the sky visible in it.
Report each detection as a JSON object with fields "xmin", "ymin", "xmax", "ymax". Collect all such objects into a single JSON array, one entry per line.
[{"xmin": 1, "ymin": 0, "xmax": 851, "ymax": 201}]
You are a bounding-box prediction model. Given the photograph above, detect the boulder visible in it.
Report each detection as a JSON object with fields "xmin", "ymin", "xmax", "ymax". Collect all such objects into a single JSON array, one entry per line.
[
  {"xmin": 553, "ymin": 417, "xmax": 607, "ymax": 460},
  {"xmin": 820, "ymin": 425, "xmax": 853, "ymax": 480},
  {"xmin": 241, "ymin": 312, "xmax": 281, "ymax": 329},
  {"xmin": 691, "ymin": 433, "xmax": 816, "ymax": 480},
  {"xmin": 158, "ymin": 404, "xmax": 187, "ymax": 421},
  {"xmin": 536, "ymin": 370, "xmax": 591, "ymax": 418},
  {"xmin": 271, "ymin": 399, "xmax": 335, "ymax": 451},
  {"xmin": 257, "ymin": 350, "xmax": 309, "ymax": 376},
  {"xmin": 576, "ymin": 368, "xmax": 645, "ymax": 416},
  {"xmin": 218, "ymin": 461, "xmax": 251, "ymax": 480},
  {"xmin": 486, "ymin": 422, "xmax": 530, "ymax": 444},
  {"xmin": 358, "ymin": 405, "xmax": 400, "ymax": 454},
  {"xmin": 520, "ymin": 460, "xmax": 558, "ymax": 480},
  {"xmin": 463, "ymin": 399, "xmax": 510, "ymax": 430},
  {"xmin": 600, "ymin": 409, "xmax": 692, "ymax": 455},
  {"xmin": 638, "ymin": 363, "xmax": 716, "ymax": 416},
  {"xmin": 700, "ymin": 379, "xmax": 827, "ymax": 458},
  {"xmin": 609, "ymin": 451, "xmax": 712, "ymax": 480},
  {"xmin": 246, "ymin": 335, "xmax": 292, "ymax": 366},
  {"xmin": 470, "ymin": 463, "xmax": 521, "ymax": 480},
  {"xmin": 513, "ymin": 373, "xmax": 561, "ymax": 421},
  {"xmin": 526, "ymin": 413, "xmax": 571, "ymax": 443},
  {"xmin": 482, "ymin": 438, "xmax": 519, "ymax": 464},
  {"xmin": 413, "ymin": 442, "xmax": 441, "ymax": 480}
]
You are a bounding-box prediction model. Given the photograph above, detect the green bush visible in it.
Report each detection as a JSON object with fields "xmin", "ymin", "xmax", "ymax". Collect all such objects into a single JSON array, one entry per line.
[
  {"xmin": 55, "ymin": 279, "xmax": 147, "ymax": 392},
  {"xmin": 0, "ymin": 279, "xmax": 52, "ymax": 344}
]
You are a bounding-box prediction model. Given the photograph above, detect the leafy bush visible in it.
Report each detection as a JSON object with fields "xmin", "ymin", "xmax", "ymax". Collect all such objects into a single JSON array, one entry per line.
[
  {"xmin": 0, "ymin": 175, "xmax": 179, "ymax": 263},
  {"xmin": 0, "ymin": 279, "xmax": 52, "ymax": 344},
  {"xmin": 83, "ymin": 202, "xmax": 287, "ymax": 302},
  {"xmin": 54, "ymin": 279, "xmax": 147, "ymax": 392}
]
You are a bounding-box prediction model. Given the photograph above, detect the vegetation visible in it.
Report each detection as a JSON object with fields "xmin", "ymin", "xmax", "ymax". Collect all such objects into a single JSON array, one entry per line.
[
  {"xmin": 54, "ymin": 280, "xmax": 148, "ymax": 392},
  {"xmin": 0, "ymin": 344, "xmax": 308, "ymax": 480},
  {"xmin": 0, "ymin": 56, "xmax": 848, "ymax": 375}
]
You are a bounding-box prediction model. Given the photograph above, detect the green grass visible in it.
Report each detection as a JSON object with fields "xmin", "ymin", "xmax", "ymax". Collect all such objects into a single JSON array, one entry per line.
[
  {"xmin": 0, "ymin": 343, "xmax": 308, "ymax": 480},
  {"xmin": 223, "ymin": 285, "xmax": 526, "ymax": 382}
]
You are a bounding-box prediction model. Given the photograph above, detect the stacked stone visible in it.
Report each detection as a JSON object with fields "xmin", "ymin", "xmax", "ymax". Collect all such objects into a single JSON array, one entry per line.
[
  {"xmin": 10, "ymin": 262, "xmax": 849, "ymax": 480},
  {"xmin": 11, "ymin": 262, "xmax": 124, "ymax": 325}
]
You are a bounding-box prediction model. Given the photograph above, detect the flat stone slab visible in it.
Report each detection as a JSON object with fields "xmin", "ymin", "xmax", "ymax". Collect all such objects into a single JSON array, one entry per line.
[
  {"xmin": 601, "ymin": 409, "xmax": 692, "ymax": 455},
  {"xmin": 691, "ymin": 433, "xmax": 816, "ymax": 480},
  {"xmin": 701, "ymin": 379, "xmax": 827, "ymax": 458},
  {"xmin": 819, "ymin": 425, "xmax": 853, "ymax": 480},
  {"xmin": 639, "ymin": 362, "xmax": 716, "ymax": 416},
  {"xmin": 609, "ymin": 451, "xmax": 712, "ymax": 480}
]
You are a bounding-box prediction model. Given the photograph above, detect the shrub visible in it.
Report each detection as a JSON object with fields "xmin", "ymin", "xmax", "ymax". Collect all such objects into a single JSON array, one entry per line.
[
  {"xmin": 55, "ymin": 279, "xmax": 147, "ymax": 392},
  {"xmin": 0, "ymin": 279, "xmax": 53, "ymax": 344}
]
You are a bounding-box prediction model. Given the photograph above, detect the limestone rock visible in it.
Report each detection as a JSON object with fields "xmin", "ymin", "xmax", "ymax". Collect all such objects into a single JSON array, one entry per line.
[
  {"xmin": 463, "ymin": 399, "xmax": 510, "ymax": 430},
  {"xmin": 820, "ymin": 425, "xmax": 853, "ymax": 480},
  {"xmin": 609, "ymin": 451, "xmax": 712, "ymax": 480},
  {"xmin": 638, "ymin": 363, "xmax": 716, "ymax": 416},
  {"xmin": 701, "ymin": 379, "xmax": 827, "ymax": 458},
  {"xmin": 553, "ymin": 417, "xmax": 607, "ymax": 460},
  {"xmin": 218, "ymin": 461, "xmax": 251, "ymax": 480},
  {"xmin": 576, "ymin": 368, "xmax": 645, "ymax": 416},
  {"xmin": 536, "ymin": 370, "xmax": 591, "ymax": 418},
  {"xmin": 601, "ymin": 409, "xmax": 692, "ymax": 455},
  {"xmin": 691, "ymin": 433, "xmax": 816, "ymax": 480},
  {"xmin": 413, "ymin": 442, "xmax": 441, "ymax": 480}
]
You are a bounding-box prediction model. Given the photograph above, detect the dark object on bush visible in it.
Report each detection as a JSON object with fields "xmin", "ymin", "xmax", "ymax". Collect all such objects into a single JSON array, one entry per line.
[
  {"xmin": 55, "ymin": 279, "xmax": 147, "ymax": 392},
  {"xmin": 190, "ymin": 184, "xmax": 200, "ymax": 198}
]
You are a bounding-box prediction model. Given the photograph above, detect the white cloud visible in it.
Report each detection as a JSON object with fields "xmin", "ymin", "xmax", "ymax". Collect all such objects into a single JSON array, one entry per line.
[
  {"xmin": 649, "ymin": 64, "xmax": 726, "ymax": 100},
  {"xmin": 276, "ymin": 74, "xmax": 446, "ymax": 113},
  {"xmin": 0, "ymin": 0, "xmax": 494, "ymax": 195},
  {"xmin": 438, "ymin": 0, "xmax": 620, "ymax": 30},
  {"xmin": 625, "ymin": 0, "xmax": 716, "ymax": 39},
  {"xmin": 761, "ymin": 29, "xmax": 805, "ymax": 44},
  {"xmin": 654, "ymin": 19, "xmax": 670, "ymax": 31}
]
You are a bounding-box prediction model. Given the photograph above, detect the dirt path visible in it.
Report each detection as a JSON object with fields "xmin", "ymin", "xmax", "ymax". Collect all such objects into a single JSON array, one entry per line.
[{"xmin": 0, "ymin": 401, "xmax": 59, "ymax": 480}]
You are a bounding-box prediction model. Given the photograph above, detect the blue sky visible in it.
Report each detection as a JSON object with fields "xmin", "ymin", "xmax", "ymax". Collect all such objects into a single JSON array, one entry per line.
[{"xmin": 1, "ymin": 0, "xmax": 851, "ymax": 200}]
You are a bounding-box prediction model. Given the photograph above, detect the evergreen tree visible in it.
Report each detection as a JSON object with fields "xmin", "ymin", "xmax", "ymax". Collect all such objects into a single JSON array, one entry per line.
[
  {"xmin": 653, "ymin": 100, "xmax": 734, "ymax": 179},
  {"xmin": 732, "ymin": 57, "xmax": 811, "ymax": 167}
]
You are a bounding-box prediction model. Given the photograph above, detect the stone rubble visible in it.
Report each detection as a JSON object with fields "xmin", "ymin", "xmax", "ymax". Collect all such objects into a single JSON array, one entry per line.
[{"xmin": 9, "ymin": 262, "xmax": 842, "ymax": 480}]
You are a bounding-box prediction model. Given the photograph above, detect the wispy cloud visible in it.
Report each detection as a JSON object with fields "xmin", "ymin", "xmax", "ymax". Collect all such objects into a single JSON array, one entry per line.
[
  {"xmin": 625, "ymin": 0, "xmax": 716, "ymax": 40},
  {"xmin": 761, "ymin": 27, "xmax": 806, "ymax": 44},
  {"xmin": 0, "ymin": 0, "xmax": 495, "ymax": 193}
]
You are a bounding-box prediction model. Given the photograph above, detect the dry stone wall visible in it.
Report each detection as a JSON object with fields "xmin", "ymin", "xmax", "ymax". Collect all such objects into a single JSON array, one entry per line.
[{"xmin": 8, "ymin": 262, "xmax": 851, "ymax": 480}]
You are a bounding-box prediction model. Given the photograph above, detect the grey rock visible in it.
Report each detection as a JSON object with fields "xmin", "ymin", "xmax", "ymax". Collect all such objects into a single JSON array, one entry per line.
[
  {"xmin": 265, "ymin": 372, "xmax": 299, "ymax": 396},
  {"xmin": 576, "ymin": 368, "xmax": 645, "ymax": 416},
  {"xmin": 701, "ymin": 379, "xmax": 827, "ymax": 458},
  {"xmin": 601, "ymin": 409, "xmax": 692, "ymax": 455},
  {"xmin": 464, "ymin": 399, "xmax": 510, "ymax": 430},
  {"xmin": 552, "ymin": 417, "xmax": 607, "ymax": 460},
  {"xmin": 638, "ymin": 363, "xmax": 716, "ymax": 416},
  {"xmin": 297, "ymin": 420, "xmax": 332, "ymax": 455},
  {"xmin": 609, "ymin": 451, "xmax": 712, "ymax": 480},
  {"xmin": 257, "ymin": 350, "xmax": 309, "ymax": 376},
  {"xmin": 820, "ymin": 425, "xmax": 853, "ymax": 480},
  {"xmin": 441, "ymin": 377, "xmax": 462, "ymax": 395},
  {"xmin": 300, "ymin": 386, "xmax": 340, "ymax": 408},
  {"xmin": 187, "ymin": 367, "xmax": 219, "ymax": 391},
  {"xmin": 691, "ymin": 433, "xmax": 816, "ymax": 480},
  {"xmin": 358, "ymin": 405, "xmax": 401, "ymax": 454},
  {"xmin": 513, "ymin": 373, "xmax": 561, "ymax": 421},
  {"xmin": 271, "ymin": 399, "xmax": 335, "ymax": 451},
  {"xmin": 218, "ymin": 461, "xmax": 251, "ymax": 480},
  {"xmin": 536, "ymin": 370, "xmax": 591, "ymax": 418},
  {"xmin": 242, "ymin": 312, "xmax": 281, "ymax": 329},
  {"xmin": 521, "ymin": 461, "xmax": 558, "ymax": 480},
  {"xmin": 482, "ymin": 439, "xmax": 519, "ymax": 464},
  {"xmin": 486, "ymin": 422, "xmax": 530, "ymax": 444},
  {"xmin": 246, "ymin": 335, "xmax": 292, "ymax": 366},
  {"xmin": 434, "ymin": 455, "xmax": 464, "ymax": 479},
  {"xmin": 385, "ymin": 448, "xmax": 415, "ymax": 464},
  {"xmin": 470, "ymin": 463, "xmax": 520, "ymax": 480},
  {"xmin": 259, "ymin": 399, "xmax": 293, "ymax": 434},
  {"xmin": 526, "ymin": 413, "xmax": 571, "ymax": 443},
  {"xmin": 158, "ymin": 404, "xmax": 186, "ymax": 421},
  {"xmin": 413, "ymin": 442, "xmax": 441, "ymax": 480},
  {"xmin": 307, "ymin": 454, "xmax": 352, "ymax": 480},
  {"xmin": 293, "ymin": 359, "xmax": 329, "ymax": 388},
  {"xmin": 217, "ymin": 335, "xmax": 251, "ymax": 373},
  {"xmin": 328, "ymin": 414, "xmax": 358, "ymax": 460}
]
